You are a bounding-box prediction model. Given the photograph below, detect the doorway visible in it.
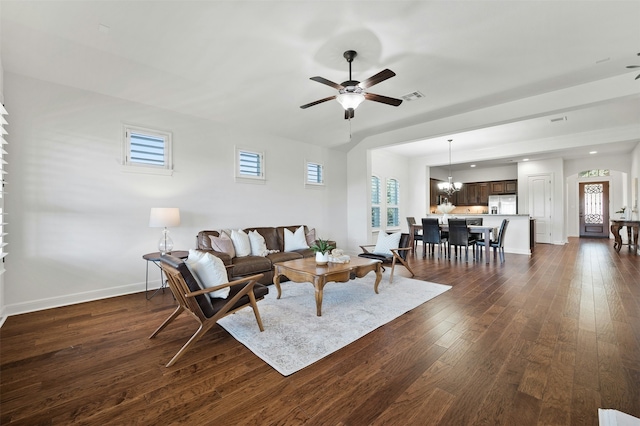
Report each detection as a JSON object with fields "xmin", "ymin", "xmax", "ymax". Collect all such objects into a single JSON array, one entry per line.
[{"xmin": 579, "ymin": 181, "xmax": 610, "ymax": 238}]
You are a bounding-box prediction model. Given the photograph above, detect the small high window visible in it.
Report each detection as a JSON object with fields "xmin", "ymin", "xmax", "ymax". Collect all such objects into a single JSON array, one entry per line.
[
  {"xmin": 306, "ymin": 161, "xmax": 324, "ymax": 186},
  {"xmin": 123, "ymin": 125, "xmax": 172, "ymax": 174},
  {"xmin": 236, "ymin": 148, "xmax": 265, "ymax": 181}
]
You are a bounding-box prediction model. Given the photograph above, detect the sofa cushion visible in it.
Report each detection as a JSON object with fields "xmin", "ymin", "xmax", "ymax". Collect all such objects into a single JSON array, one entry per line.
[
  {"xmin": 246, "ymin": 227, "xmax": 280, "ymax": 251},
  {"xmin": 231, "ymin": 255, "xmax": 272, "ymax": 276},
  {"xmin": 248, "ymin": 229, "xmax": 269, "ymax": 256},
  {"xmin": 209, "ymin": 232, "xmax": 235, "ymax": 258},
  {"xmin": 305, "ymin": 227, "xmax": 316, "ymax": 246},
  {"xmin": 231, "ymin": 229, "xmax": 252, "ymax": 257},
  {"xmin": 284, "ymin": 226, "xmax": 309, "ymax": 252},
  {"xmin": 197, "ymin": 230, "xmax": 220, "ymax": 251},
  {"xmin": 266, "ymin": 251, "xmax": 303, "ymax": 264}
]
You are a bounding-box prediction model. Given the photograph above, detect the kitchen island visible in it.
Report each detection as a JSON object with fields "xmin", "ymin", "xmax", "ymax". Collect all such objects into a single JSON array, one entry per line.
[{"xmin": 422, "ymin": 214, "xmax": 533, "ymax": 256}]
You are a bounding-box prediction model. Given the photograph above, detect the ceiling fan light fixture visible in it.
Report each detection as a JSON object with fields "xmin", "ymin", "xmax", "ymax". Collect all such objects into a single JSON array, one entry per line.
[{"xmin": 336, "ymin": 92, "xmax": 365, "ymax": 110}]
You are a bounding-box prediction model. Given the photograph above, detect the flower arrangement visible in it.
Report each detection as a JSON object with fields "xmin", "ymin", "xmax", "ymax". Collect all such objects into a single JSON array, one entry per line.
[
  {"xmin": 615, "ymin": 206, "xmax": 626, "ymax": 214},
  {"xmin": 437, "ymin": 202, "xmax": 456, "ymax": 214}
]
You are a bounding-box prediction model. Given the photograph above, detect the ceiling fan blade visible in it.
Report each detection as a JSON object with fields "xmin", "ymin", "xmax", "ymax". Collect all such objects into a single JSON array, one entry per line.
[
  {"xmin": 310, "ymin": 76, "xmax": 344, "ymax": 90},
  {"xmin": 344, "ymin": 108, "xmax": 355, "ymax": 120},
  {"xmin": 358, "ymin": 69, "xmax": 396, "ymax": 89},
  {"xmin": 627, "ymin": 65, "xmax": 640, "ymax": 69},
  {"xmin": 364, "ymin": 92, "xmax": 403, "ymax": 107},
  {"xmin": 636, "ymin": 73, "xmax": 640, "ymax": 80},
  {"xmin": 300, "ymin": 95, "xmax": 336, "ymax": 109}
]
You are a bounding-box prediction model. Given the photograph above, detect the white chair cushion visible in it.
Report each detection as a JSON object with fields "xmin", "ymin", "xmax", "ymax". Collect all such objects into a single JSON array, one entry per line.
[
  {"xmin": 373, "ymin": 231, "xmax": 402, "ymax": 256},
  {"xmin": 185, "ymin": 249, "xmax": 230, "ymax": 299}
]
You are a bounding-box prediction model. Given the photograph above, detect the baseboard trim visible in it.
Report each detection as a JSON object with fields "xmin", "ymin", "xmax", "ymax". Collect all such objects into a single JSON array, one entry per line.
[{"xmin": 2, "ymin": 280, "xmax": 162, "ymax": 318}]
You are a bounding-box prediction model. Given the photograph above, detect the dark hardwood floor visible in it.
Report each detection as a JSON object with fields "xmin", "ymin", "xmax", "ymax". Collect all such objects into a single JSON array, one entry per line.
[{"xmin": 1, "ymin": 238, "xmax": 639, "ymax": 425}]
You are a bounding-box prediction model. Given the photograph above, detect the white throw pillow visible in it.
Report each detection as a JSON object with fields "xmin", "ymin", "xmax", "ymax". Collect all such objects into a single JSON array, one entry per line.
[
  {"xmin": 248, "ymin": 229, "xmax": 268, "ymax": 256},
  {"xmin": 284, "ymin": 226, "xmax": 309, "ymax": 252},
  {"xmin": 230, "ymin": 229, "xmax": 252, "ymax": 257},
  {"xmin": 185, "ymin": 249, "xmax": 230, "ymax": 299},
  {"xmin": 373, "ymin": 231, "xmax": 402, "ymax": 256}
]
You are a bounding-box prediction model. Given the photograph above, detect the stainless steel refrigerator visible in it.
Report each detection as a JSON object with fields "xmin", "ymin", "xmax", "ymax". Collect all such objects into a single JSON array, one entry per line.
[{"xmin": 488, "ymin": 195, "xmax": 517, "ymax": 214}]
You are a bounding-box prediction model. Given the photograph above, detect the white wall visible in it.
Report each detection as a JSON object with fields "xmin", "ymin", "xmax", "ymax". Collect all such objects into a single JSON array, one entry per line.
[{"xmin": 4, "ymin": 73, "xmax": 348, "ymax": 315}]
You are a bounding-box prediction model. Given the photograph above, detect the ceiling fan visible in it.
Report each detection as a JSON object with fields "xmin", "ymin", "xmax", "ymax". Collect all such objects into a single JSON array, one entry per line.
[
  {"xmin": 627, "ymin": 52, "xmax": 640, "ymax": 80},
  {"xmin": 300, "ymin": 50, "xmax": 403, "ymax": 120}
]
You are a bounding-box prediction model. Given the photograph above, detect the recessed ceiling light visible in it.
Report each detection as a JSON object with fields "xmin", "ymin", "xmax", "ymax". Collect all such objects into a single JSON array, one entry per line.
[
  {"xmin": 470, "ymin": 164, "xmax": 476, "ymax": 168},
  {"xmin": 590, "ymin": 151, "xmax": 597, "ymax": 154},
  {"xmin": 550, "ymin": 116, "xmax": 567, "ymax": 123},
  {"xmin": 522, "ymin": 158, "xmax": 529, "ymax": 162}
]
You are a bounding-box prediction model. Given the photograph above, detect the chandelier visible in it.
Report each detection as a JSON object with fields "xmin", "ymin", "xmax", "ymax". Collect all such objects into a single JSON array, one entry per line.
[{"xmin": 437, "ymin": 139, "xmax": 463, "ymax": 197}]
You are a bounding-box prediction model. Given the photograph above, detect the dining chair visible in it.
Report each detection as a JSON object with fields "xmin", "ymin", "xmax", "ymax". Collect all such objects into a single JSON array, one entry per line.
[
  {"xmin": 447, "ymin": 219, "xmax": 477, "ymax": 261},
  {"xmin": 421, "ymin": 218, "xmax": 447, "ymax": 258},
  {"xmin": 406, "ymin": 217, "xmax": 422, "ymax": 251},
  {"xmin": 466, "ymin": 217, "xmax": 484, "ymax": 241},
  {"xmin": 477, "ymin": 219, "xmax": 510, "ymax": 262}
]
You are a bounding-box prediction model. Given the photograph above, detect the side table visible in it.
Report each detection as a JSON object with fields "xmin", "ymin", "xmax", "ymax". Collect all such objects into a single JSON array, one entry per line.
[{"xmin": 143, "ymin": 250, "xmax": 189, "ymax": 300}]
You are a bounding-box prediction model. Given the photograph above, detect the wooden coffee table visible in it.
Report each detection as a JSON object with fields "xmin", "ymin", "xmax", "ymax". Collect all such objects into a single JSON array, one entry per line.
[{"xmin": 273, "ymin": 257, "xmax": 382, "ymax": 316}]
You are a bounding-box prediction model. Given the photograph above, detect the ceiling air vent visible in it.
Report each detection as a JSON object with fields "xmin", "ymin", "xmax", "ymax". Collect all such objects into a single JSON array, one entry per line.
[{"xmin": 401, "ymin": 91, "xmax": 424, "ymax": 101}]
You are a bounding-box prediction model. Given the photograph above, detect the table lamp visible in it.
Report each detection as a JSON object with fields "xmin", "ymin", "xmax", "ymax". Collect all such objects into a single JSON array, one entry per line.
[{"xmin": 149, "ymin": 208, "xmax": 180, "ymax": 254}]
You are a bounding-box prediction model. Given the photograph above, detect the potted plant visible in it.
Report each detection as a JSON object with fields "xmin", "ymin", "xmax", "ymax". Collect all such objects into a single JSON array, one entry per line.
[
  {"xmin": 310, "ymin": 238, "xmax": 334, "ymax": 265},
  {"xmin": 615, "ymin": 206, "xmax": 627, "ymax": 219}
]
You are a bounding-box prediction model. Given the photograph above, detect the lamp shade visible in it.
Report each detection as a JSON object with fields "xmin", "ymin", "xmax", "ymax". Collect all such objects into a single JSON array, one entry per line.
[
  {"xmin": 336, "ymin": 92, "xmax": 365, "ymax": 110},
  {"xmin": 149, "ymin": 208, "xmax": 180, "ymax": 228}
]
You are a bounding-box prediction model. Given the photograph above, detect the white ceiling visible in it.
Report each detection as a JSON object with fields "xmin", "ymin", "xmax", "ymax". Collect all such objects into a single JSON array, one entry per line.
[{"xmin": 1, "ymin": 1, "xmax": 639, "ymax": 166}]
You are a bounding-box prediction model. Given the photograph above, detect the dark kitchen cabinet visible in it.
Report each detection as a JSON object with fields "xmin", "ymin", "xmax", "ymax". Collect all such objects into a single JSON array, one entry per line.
[
  {"xmin": 478, "ymin": 183, "xmax": 489, "ymax": 204},
  {"xmin": 490, "ymin": 180, "xmax": 517, "ymax": 195}
]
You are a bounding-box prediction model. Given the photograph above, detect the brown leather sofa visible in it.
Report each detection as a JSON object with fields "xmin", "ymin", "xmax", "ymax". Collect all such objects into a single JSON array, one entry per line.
[{"xmin": 196, "ymin": 225, "xmax": 317, "ymax": 285}]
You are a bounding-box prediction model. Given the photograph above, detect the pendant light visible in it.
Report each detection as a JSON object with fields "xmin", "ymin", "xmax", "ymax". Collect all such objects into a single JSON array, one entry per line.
[{"xmin": 437, "ymin": 139, "xmax": 463, "ymax": 197}]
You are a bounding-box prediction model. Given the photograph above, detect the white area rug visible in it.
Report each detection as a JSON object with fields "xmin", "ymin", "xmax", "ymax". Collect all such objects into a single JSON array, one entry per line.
[{"xmin": 217, "ymin": 272, "xmax": 451, "ymax": 376}]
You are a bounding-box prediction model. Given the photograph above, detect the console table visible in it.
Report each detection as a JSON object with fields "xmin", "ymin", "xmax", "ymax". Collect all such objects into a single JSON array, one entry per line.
[{"xmin": 610, "ymin": 220, "xmax": 639, "ymax": 254}]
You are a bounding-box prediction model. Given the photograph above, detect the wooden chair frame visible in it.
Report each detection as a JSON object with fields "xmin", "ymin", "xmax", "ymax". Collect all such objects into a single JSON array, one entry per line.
[
  {"xmin": 149, "ymin": 259, "xmax": 265, "ymax": 367},
  {"xmin": 358, "ymin": 244, "xmax": 415, "ymax": 283}
]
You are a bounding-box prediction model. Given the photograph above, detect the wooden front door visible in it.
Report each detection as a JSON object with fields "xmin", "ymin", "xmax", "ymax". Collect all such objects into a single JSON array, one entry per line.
[{"xmin": 579, "ymin": 181, "xmax": 610, "ymax": 238}]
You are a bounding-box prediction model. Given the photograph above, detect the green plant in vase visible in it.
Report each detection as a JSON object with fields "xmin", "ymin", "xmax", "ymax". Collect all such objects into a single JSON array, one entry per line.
[{"xmin": 310, "ymin": 238, "xmax": 334, "ymax": 265}]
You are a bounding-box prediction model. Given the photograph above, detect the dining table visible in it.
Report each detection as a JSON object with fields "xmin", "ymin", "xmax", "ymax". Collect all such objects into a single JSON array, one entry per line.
[{"xmin": 410, "ymin": 223, "xmax": 497, "ymax": 264}]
